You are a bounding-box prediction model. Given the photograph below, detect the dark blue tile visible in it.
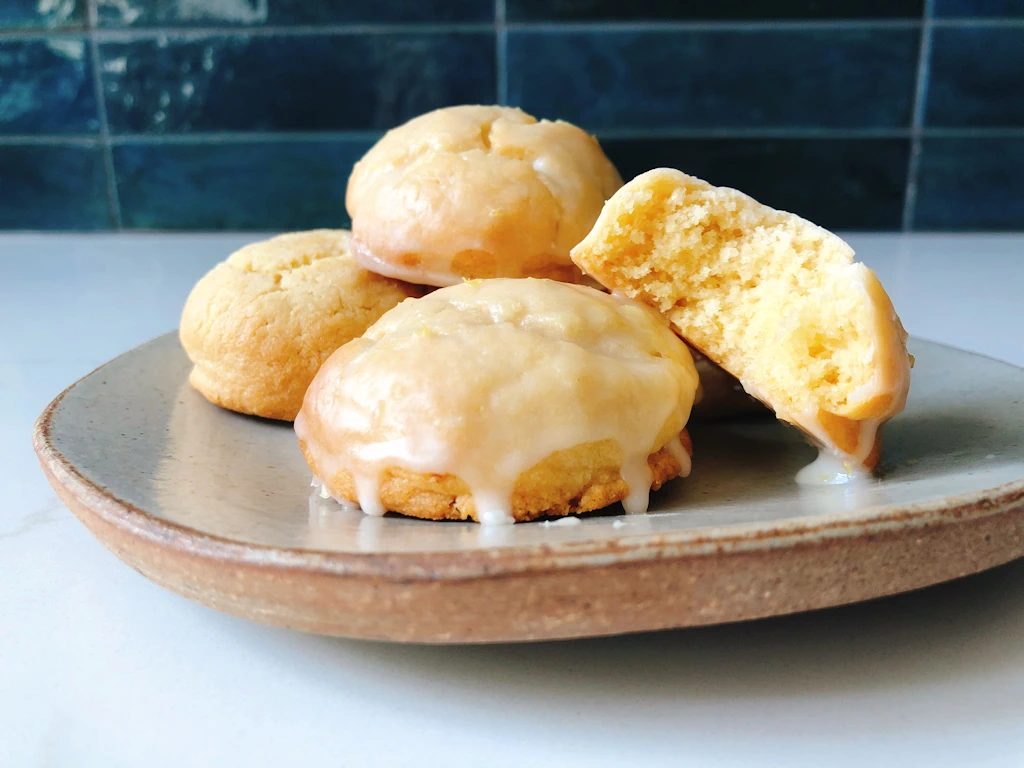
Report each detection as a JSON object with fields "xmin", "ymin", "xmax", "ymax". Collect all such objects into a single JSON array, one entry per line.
[
  {"xmin": 914, "ymin": 137, "xmax": 1024, "ymax": 230},
  {"xmin": 100, "ymin": 33, "xmax": 496, "ymax": 133},
  {"xmin": 508, "ymin": 0, "xmax": 922, "ymax": 21},
  {"xmin": 0, "ymin": 0, "xmax": 84, "ymax": 28},
  {"xmin": 507, "ymin": 29, "xmax": 919, "ymax": 131},
  {"xmin": 97, "ymin": 0, "xmax": 492, "ymax": 27},
  {"xmin": 926, "ymin": 27, "xmax": 1024, "ymax": 127},
  {"xmin": 600, "ymin": 137, "xmax": 909, "ymax": 230},
  {"xmin": 113, "ymin": 139, "xmax": 375, "ymax": 229},
  {"xmin": 0, "ymin": 143, "xmax": 111, "ymax": 229},
  {"xmin": 0, "ymin": 39, "xmax": 99, "ymax": 134},
  {"xmin": 934, "ymin": 0, "xmax": 1024, "ymax": 16}
]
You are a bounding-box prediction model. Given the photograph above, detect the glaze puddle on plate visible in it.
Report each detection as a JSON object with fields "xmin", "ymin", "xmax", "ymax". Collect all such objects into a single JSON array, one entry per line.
[{"xmin": 34, "ymin": 335, "xmax": 1024, "ymax": 642}]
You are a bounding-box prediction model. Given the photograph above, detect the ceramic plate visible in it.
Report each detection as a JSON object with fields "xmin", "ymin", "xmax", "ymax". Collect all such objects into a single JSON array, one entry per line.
[{"xmin": 34, "ymin": 334, "xmax": 1024, "ymax": 642}]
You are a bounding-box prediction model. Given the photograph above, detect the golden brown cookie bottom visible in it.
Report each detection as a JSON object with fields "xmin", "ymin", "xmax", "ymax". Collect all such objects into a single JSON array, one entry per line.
[{"xmin": 301, "ymin": 431, "xmax": 692, "ymax": 523}]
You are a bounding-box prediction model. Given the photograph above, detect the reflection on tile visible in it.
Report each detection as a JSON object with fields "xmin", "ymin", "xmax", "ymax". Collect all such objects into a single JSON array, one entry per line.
[
  {"xmin": 926, "ymin": 26, "xmax": 1024, "ymax": 128},
  {"xmin": 113, "ymin": 139, "xmax": 375, "ymax": 230},
  {"xmin": 508, "ymin": 28, "xmax": 919, "ymax": 130},
  {"xmin": 507, "ymin": 0, "xmax": 923, "ymax": 21},
  {"xmin": 96, "ymin": 0, "xmax": 493, "ymax": 26},
  {"xmin": 914, "ymin": 137, "xmax": 1024, "ymax": 231},
  {"xmin": 933, "ymin": 0, "xmax": 1024, "ymax": 16},
  {"xmin": 0, "ymin": 0, "xmax": 83, "ymax": 28},
  {"xmin": 0, "ymin": 143, "xmax": 111, "ymax": 230},
  {"xmin": 0, "ymin": 39, "xmax": 98, "ymax": 134},
  {"xmin": 601, "ymin": 137, "xmax": 910, "ymax": 230},
  {"xmin": 100, "ymin": 33, "xmax": 496, "ymax": 133}
]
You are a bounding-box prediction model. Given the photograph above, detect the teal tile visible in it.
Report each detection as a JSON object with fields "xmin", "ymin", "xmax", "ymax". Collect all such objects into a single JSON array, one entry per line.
[
  {"xmin": 914, "ymin": 137, "xmax": 1024, "ymax": 230},
  {"xmin": 0, "ymin": 0, "xmax": 84, "ymax": 29},
  {"xmin": 113, "ymin": 140, "xmax": 374, "ymax": 229},
  {"xmin": 100, "ymin": 33, "xmax": 496, "ymax": 133},
  {"xmin": 0, "ymin": 143, "xmax": 111, "ymax": 230},
  {"xmin": 0, "ymin": 39, "xmax": 99, "ymax": 134},
  {"xmin": 926, "ymin": 27, "xmax": 1024, "ymax": 127},
  {"xmin": 508, "ymin": 28, "xmax": 920, "ymax": 131},
  {"xmin": 602, "ymin": 137, "xmax": 909, "ymax": 230},
  {"xmin": 96, "ymin": 0, "xmax": 492, "ymax": 27}
]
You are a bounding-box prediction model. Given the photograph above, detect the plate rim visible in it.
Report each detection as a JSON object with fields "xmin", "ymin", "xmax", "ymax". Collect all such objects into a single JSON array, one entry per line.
[{"xmin": 33, "ymin": 332, "xmax": 1024, "ymax": 583}]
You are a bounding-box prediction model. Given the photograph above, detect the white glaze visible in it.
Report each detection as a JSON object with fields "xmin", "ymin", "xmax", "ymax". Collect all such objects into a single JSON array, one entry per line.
[{"xmin": 296, "ymin": 279, "xmax": 699, "ymax": 524}]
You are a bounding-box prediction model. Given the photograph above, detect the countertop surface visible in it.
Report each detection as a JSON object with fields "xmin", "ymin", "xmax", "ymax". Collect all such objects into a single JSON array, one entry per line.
[{"xmin": 2, "ymin": 233, "xmax": 1023, "ymax": 767}]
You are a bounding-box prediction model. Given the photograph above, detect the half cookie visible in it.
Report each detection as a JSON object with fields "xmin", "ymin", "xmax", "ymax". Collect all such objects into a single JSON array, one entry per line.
[{"xmin": 571, "ymin": 168, "xmax": 911, "ymax": 472}]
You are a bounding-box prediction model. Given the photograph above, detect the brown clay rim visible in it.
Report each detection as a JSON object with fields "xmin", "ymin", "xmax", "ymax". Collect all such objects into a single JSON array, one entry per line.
[{"xmin": 33, "ymin": 333, "xmax": 1024, "ymax": 582}]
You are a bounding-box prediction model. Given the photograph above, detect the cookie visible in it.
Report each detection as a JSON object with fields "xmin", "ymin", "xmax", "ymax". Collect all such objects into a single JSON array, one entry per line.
[
  {"xmin": 296, "ymin": 278, "xmax": 700, "ymax": 523},
  {"xmin": 180, "ymin": 230, "xmax": 422, "ymax": 421},
  {"xmin": 346, "ymin": 105, "xmax": 622, "ymax": 287},
  {"xmin": 571, "ymin": 169, "xmax": 912, "ymax": 471}
]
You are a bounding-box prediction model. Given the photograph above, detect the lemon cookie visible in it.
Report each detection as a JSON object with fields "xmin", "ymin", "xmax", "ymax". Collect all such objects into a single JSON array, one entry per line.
[
  {"xmin": 180, "ymin": 230, "xmax": 421, "ymax": 421},
  {"xmin": 571, "ymin": 169, "xmax": 911, "ymax": 472},
  {"xmin": 295, "ymin": 278, "xmax": 699, "ymax": 524},
  {"xmin": 346, "ymin": 105, "xmax": 622, "ymax": 287}
]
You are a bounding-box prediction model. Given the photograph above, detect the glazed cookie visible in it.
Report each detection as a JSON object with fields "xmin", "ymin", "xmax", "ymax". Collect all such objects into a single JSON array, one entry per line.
[
  {"xmin": 571, "ymin": 169, "xmax": 912, "ymax": 472},
  {"xmin": 180, "ymin": 230, "xmax": 421, "ymax": 421},
  {"xmin": 295, "ymin": 278, "xmax": 700, "ymax": 524},
  {"xmin": 346, "ymin": 105, "xmax": 622, "ymax": 287}
]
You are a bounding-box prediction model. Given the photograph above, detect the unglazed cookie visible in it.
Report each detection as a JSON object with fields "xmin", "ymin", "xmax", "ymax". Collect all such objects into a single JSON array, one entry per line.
[
  {"xmin": 180, "ymin": 230, "xmax": 421, "ymax": 421},
  {"xmin": 571, "ymin": 169, "xmax": 912, "ymax": 473},
  {"xmin": 346, "ymin": 105, "xmax": 622, "ymax": 287},
  {"xmin": 295, "ymin": 278, "xmax": 700, "ymax": 524}
]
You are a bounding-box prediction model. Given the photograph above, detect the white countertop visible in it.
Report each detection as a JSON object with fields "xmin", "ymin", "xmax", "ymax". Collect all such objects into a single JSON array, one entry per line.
[{"xmin": 2, "ymin": 233, "xmax": 1023, "ymax": 767}]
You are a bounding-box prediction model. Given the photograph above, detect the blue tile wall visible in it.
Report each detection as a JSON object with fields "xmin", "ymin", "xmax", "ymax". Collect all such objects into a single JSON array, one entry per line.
[
  {"xmin": 0, "ymin": 39, "xmax": 98, "ymax": 133},
  {"xmin": 601, "ymin": 138, "xmax": 910, "ymax": 231},
  {"xmin": 96, "ymin": 0, "xmax": 494, "ymax": 27},
  {"xmin": 0, "ymin": 143, "xmax": 110, "ymax": 228},
  {"xmin": 933, "ymin": 0, "xmax": 1024, "ymax": 16},
  {"xmin": 1, "ymin": 0, "xmax": 1023, "ymax": 231},
  {"xmin": 506, "ymin": 0, "xmax": 924, "ymax": 21},
  {"xmin": 99, "ymin": 33, "xmax": 496, "ymax": 133},
  {"xmin": 926, "ymin": 26, "xmax": 1024, "ymax": 127},
  {"xmin": 508, "ymin": 28, "xmax": 919, "ymax": 131},
  {"xmin": 914, "ymin": 137, "xmax": 1024, "ymax": 230},
  {"xmin": 113, "ymin": 138, "xmax": 372, "ymax": 229},
  {"xmin": 0, "ymin": 0, "xmax": 83, "ymax": 29}
]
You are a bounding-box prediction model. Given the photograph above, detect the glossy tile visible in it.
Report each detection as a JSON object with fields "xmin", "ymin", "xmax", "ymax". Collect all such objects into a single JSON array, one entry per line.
[
  {"xmin": 0, "ymin": 39, "xmax": 99, "ymax": 134},
  {"xmin": 508, "ymin": 28, "xmax": 920, "ymax": 130},
  {"xmin": 601, "ymin": 137, "xmax": 910, "ymax": 230},
  {"xmin": 914, "ymin": 137, "xmax": 1024, "ymax": 231},
  {"xmin": 96, "ymin": 0, "xmax": 493, "ymax": 27},
  {"xmin": 0, "ymin": 0, "xmax": 83, "ymax": 28},
  {"xmin": 507, "ymin": 0, "xmax": 923, "ymax": 21},
  {"xmin": 933, "ymin": 0, "xmax": 1024, "ymax": 16},
  {"xmin": 0, "ymin": 143, "xmax": 111, "ymax": 229},
  {"xmin": 100, "ymin": 33, "xmax": 496, "ymax": 133},
  {"xmin": 113, "ymin": 139, "xmax": 374, "ymax": 229},
  {"xmin": 926, "ymin": 26, "xmax": 1024, "ymax": 127}
]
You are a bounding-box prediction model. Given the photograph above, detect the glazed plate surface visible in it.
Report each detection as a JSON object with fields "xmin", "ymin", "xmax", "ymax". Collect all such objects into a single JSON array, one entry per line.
[{"xmin": 35, "ymin": 335, "xmax": 1024, "ymax": 642}]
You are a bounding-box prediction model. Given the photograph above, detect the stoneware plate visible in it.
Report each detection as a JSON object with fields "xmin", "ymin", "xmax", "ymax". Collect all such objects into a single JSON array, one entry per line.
[{"xmin": 34, "ymin": 334, "xmax": 1024, "ymax": 643}]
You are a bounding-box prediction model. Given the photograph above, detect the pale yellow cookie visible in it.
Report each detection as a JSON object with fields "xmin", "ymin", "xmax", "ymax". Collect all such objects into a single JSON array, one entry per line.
[
  {"xmin": 571, "ymin": 169, "xmax": 912, "ymax": 470},
  {"xmin": 180, "ymin": 230, "xmax": 422, "ymax": 421},
  {"xmin": 346, "ymin": 105, "xmax": 622, "ymax": 287},
  {"xmin": 296, "ymin": 278, "xmax": 700, "ymax": 523}
]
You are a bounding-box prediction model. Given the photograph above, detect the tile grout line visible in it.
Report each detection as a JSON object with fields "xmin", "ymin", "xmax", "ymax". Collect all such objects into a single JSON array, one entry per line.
[
  {"xmin": 2, "ymin": 17, "xmax": 1024, "ymax": 41},
  {"xmin": 495, "ymin": 0, "xmax": 507, "ymax": 105},
  {"xmin": 902, "ymin": 0, "xmax": 935, "ymax": 232},
  {"xmin": 85, "ymin": 0, "xmax": 122, "ymax": 230},
  {"xmin": 4, "ymin": 127, "xmax": 1024, "ymax": 147}
]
